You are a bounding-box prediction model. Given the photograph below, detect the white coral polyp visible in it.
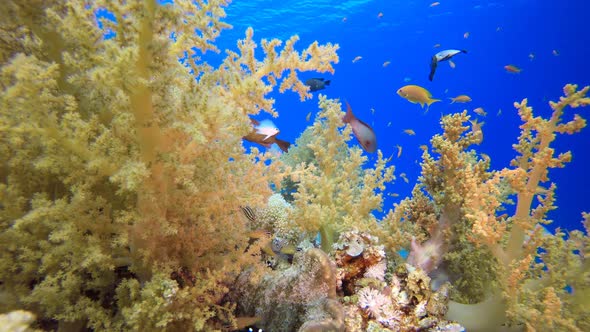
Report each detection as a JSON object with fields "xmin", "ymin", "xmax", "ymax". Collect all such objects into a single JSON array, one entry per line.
[{"xmin": 357, "ymin": 287, "xmax": 391, "ymax": 319}]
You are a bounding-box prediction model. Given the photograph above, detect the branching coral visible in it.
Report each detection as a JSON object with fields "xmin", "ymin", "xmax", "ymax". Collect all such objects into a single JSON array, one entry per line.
[
  {"xmin": 0, "ymin": 0, "xmax": 338, "ymax": 330},
  {"xmin": 286, "ymin": 96, "xmax": 395, "ymax": 252},
  {"xmin": 402, "ymin": 84, "xmax": 589, "ymax": 331}
]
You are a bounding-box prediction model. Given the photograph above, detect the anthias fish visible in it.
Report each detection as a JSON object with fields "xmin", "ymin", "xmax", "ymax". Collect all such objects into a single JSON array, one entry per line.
[
  {"xmin": 243, "ymin": 119, "xmax": 291, "ymax": 152},
  {"xmin": 342, "ymin": 101, "xmax": 377, "ymax": 153},
  {"xmin": 397, "ymin": 85, "xmax": 441, "ymax": 111}
]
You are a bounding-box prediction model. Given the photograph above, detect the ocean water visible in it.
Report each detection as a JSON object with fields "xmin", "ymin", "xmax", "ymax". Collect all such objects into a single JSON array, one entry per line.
[{"xmin": 213, "ymin": 0, "xmax": 590, "ymax": 232}]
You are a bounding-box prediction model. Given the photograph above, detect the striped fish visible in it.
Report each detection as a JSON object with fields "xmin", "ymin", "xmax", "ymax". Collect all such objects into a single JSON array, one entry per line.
[{"xmin": 239, "ymin": 205, "xmax": 257, "ymax": 223}]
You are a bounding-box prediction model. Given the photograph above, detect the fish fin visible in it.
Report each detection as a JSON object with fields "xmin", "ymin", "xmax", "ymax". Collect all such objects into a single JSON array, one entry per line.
[
  {"xmin": 342, "ymin": 101, "xmax": 354, "ymax": 124},
  {"xmin": 429, "ymin": 56, "xmax": 438, "ymax": 81},
  {"xmin": 274, "ymin": 139, "xmax": 291, "ymax": 152},
  {"xmin": 448, "ymin": 97, "xmax": 456, "ymax": 104},
  {"xmin": 324, "ymin": 80, "xmax": 331, "ymax": 86}
]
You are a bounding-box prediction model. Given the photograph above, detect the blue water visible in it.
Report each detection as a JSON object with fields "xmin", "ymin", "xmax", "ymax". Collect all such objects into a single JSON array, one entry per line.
[{"xmin": 207, "ymin": 0, "xmax": 589, "ymax": 233}]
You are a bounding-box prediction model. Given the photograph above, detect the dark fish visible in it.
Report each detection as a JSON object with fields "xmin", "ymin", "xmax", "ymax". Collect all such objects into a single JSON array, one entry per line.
[
  {"xmin": 305, "ymin": 78, "xmax": 331, "ymax": 92},
  {"xmin": 429, "ymin": 49, "xmax": 467, "ymax": 81}
]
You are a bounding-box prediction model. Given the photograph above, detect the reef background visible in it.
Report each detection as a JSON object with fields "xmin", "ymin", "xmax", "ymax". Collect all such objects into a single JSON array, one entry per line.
[{"xmin": 1, "ymin": 1, "xmax": 589, "ymax": 331}]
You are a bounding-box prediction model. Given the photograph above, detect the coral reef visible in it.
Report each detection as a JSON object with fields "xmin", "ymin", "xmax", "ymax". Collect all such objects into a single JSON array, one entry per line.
[
  {"xmin": 402, "ymin": 84, "xmax": 590, "ymax": 331},
  {"xmin": 285, "ymin": 96, "xmax": 395, "ymax": 252},
  {"xmin": 229, "ymin": 248, "xmax": 344, "ymax": 331},
  {"xmin": 1, "ymin": 1, "xmax": 589, "ymax": 331},
  {"xmin": 0, "ymin": 0, "xmax": 338, "ymax": 330}
]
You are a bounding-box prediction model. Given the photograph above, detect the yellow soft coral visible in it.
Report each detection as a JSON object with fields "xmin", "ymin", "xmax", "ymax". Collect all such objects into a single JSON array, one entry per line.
[{"xmin": 0, "ymin": 0, "xmax": 338, "ymax": 330}]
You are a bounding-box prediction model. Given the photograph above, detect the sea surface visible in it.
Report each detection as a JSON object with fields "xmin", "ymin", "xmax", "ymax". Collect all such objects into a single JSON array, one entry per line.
[{"xmin": 211, "ymin": 0, "xmax": 590, "ymax": 232}]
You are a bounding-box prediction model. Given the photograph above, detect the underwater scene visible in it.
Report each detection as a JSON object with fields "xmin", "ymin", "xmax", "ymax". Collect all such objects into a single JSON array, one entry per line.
[{"xmin": 1, "ymin": 0, "xmax": 589, "ymax": 331}]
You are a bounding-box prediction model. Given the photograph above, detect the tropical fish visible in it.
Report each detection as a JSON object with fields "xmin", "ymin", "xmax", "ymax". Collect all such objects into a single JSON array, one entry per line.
[
  {"xmin": 243, "ymin": 119, "xmax": 291, "ymax": 152},
  {"xmin": 430, "ymin": 2, "xmax": 440, "ymax": 7},
  {"xmin": 470, "ymin": 119, "xmax": 484, "ymax": 143},
  {"xmin": 342, "ymin": 101, "xmax": 377, "ymax": 153},
  {"xmin": 403, "ymin": 129, "xmax": 416, "ymax": 136},
  {"xmin": 473, "ymin": 107, "xmax": 486, "ymax": 116},
  {"xmin": 240, "ymin": 205, "xmax": 257, "ymax": 223},
  {"xmin": 552, "ymin": 49, "xmax": 560, "ymax": 56},
  {"xmin": 433, "ymin": 43, "xmax": 441, "ymax": 48},
  {"xmin": 306, "ymin": 111, "xmax": 312, "ymax": 121},
  {"xmin": 449, "ymin": 95, "xmax": 472, "ymax": 103},
  {"xmin": 377, "ymin": 12, "xmax": 384, "ymax": 18},
  {"xmin": 397, "ymin": 85, "xmax": 441, "ymax": 110},
  {"xmin": 396, "ymin": 144, "xmax": 402, "ymax": 158},
  {"xmin": 504, "ymin": 64, "xmax": 522, "ymax": 73},
  {"xmin": 463, "ymin": 31, "xmax": 470, "ymax": 39},
  {"xmin": 529, "ymin": 52, "xmax": 535, "ymax": 61},
  {"xmin": 400, "ymin": 172, "xmax": 409, "ymax": 183},
  {"xmin": 305, "ymin": 78, "xmax": 331, "ymax": 92},
  {"xmin": 352, "ymin": 56, "xmax": 363, "ymax": 63},
  {"xmin": 429, "ymin": 49, "xmax": 467, "ymax": 81},
  {"xmin": 247, "ymin": 229, "xmax": 272, "ymax": 240},
  {"xmin": 382, "ymin": 61, "xmax": 391, "ymax": 67},
  {"xmin": 448, "ymin": 59, "xmax": 456, "ymax": 69}
]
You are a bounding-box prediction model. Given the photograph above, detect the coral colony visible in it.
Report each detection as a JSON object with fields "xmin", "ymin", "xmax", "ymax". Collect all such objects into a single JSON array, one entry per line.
[{"xmin": 0, "ymin": 1, "xmax": 589, "ymax": 331}]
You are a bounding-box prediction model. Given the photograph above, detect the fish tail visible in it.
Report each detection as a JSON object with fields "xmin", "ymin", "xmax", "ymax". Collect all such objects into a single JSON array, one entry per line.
[
  {"xmin": 274, "ymin": 139, "xmax": 291, "ymax": 152},
  {"xmin": 461, "ymin": 49, "xmax": 468, "ymax": 53},
  {"xmin": 342, "ymin": 101, "xmax": 354, "ymax": 124},
  {"xmin": 448, "ymin": 97, "xmax": 456, "ymax": 104},
  {"xmin": 428, "ymin": 98, "xmax": 441, "ymax": 105},
  {"xmin": 324, "ymin": 80, "xmax": 331, "ymax": 86}
]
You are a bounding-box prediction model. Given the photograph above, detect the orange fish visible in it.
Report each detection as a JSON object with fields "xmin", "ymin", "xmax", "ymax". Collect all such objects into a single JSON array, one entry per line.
[
  {"xmin": 470, "ymin": 119, "xmax": 484, "ymax": 143},
  {"xmin": 403, "ymin": 129, "xmax": 416, "ymax": 136},
  {"xmin": 343, "ymin": 101, "xmax": 377, "ymax": 153},
  {"xmin": 243, "ymin": 119, "xmax": 291, "ymax": 152},
  {"xmin": 473, "ymin": 107, "xmax": 487, "ymax": 116},
  {"xmin": 397, "ymin": 85, "xmax": 441, "ymax": 111},
  {"xmin": 504, "ymin": 64, "xmax": 522, "ymax": 73},
  {"xmin": 449, "ymin": 95, "xmax": 472, "ymax": 103}
]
